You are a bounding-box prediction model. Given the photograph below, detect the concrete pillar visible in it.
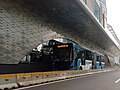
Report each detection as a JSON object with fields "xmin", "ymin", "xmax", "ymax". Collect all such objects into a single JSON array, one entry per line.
[{"xmin": 92, "ymin": 52, "xmax": 97, "ymax": 69}]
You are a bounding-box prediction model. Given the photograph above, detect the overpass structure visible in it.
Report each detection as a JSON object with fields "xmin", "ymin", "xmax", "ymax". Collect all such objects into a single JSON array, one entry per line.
[
  {"xmin": 0, "ymin": 0, "xmax": 120, "ymax": 64},
  {"xmin": 107, "ymin": 24, "xmax": 120, "ymax": 49}
]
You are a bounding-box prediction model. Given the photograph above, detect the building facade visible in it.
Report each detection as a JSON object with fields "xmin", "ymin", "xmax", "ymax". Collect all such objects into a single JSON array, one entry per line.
[{"xmin": 82, "ymin": 0, "xmax": 107, "ymax": 28}]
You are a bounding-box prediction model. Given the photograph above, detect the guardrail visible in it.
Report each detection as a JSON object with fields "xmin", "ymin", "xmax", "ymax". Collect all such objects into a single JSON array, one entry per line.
[{"xmin": 0, "ymin": 69, "xmax": 113, "ymax": 89}]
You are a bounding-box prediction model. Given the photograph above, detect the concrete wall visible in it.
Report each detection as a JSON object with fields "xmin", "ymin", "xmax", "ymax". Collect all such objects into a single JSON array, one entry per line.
[{"xmin": 0, "ymin": 0, "xmax": 60, "ymax": 64}]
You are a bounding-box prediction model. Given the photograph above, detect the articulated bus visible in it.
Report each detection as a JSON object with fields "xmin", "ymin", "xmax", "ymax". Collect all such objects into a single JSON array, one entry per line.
[
  {"xmin": 21, "ymin": 40, "xmax": 105, "ymax": 72},
  {"xmin": 22, "ymin": 40, "xmax": 74, "ymax": 71}
]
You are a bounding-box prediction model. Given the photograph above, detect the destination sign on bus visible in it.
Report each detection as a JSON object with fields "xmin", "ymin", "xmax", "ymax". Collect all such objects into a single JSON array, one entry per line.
[{"xmin": 57, "ymin": 45, "xmax": 69, "ymax": 48}]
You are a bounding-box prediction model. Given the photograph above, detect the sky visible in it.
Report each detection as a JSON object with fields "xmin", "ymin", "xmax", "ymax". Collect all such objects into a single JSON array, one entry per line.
[{"xmin": 106, "ymin": 0, "xmax": 120, "ymax": 40}]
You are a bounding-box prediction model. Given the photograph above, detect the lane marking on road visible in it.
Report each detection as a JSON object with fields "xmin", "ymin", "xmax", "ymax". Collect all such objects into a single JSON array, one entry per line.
[{"xmin": 115, "ymin": 79, "xmax": 120, "ymax": 83}]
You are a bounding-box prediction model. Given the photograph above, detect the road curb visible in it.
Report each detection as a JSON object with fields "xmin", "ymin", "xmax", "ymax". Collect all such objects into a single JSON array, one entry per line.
[{"xmin": 0, "ymin": 68, "xmax": 113, "ymax": 90}]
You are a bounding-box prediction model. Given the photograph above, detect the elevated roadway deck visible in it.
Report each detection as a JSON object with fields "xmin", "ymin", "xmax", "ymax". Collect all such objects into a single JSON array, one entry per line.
[{"xmin": 0, "ymin": 0, "xmax": 120, "ymax": 64}]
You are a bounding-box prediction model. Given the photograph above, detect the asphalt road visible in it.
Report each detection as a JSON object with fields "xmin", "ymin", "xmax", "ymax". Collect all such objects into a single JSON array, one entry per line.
[{"xmin": 16, "ymin": 69, "xmax": 120, "ymax": 90}]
